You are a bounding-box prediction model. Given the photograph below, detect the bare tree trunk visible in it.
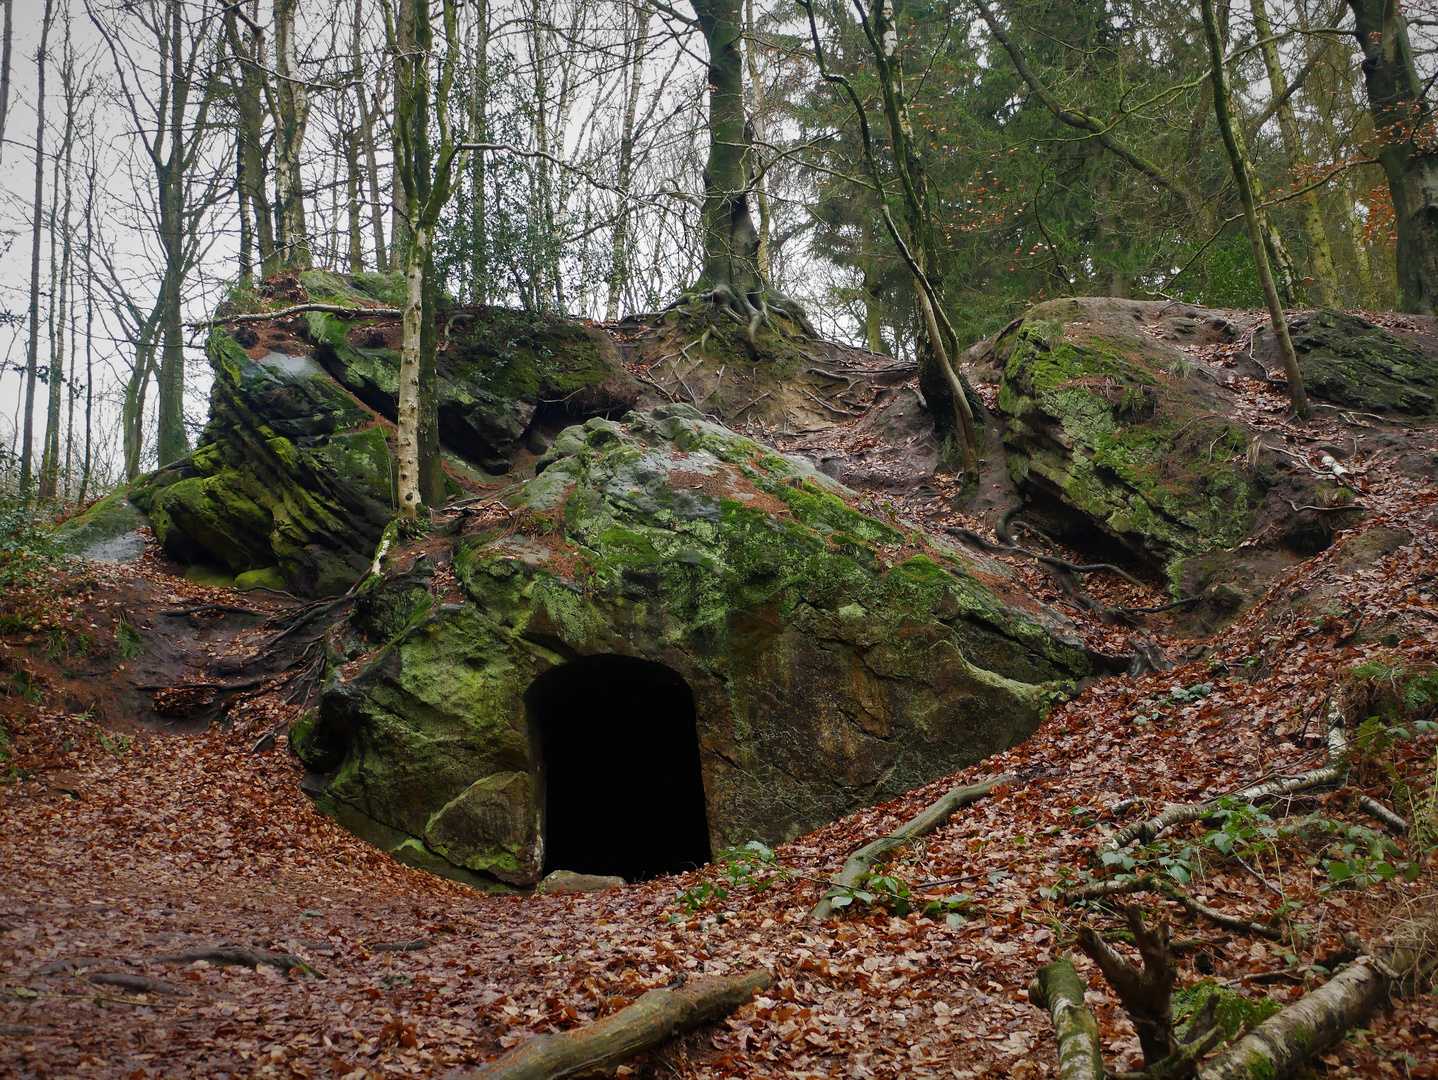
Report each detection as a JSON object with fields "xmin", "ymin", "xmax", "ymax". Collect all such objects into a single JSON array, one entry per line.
[
  {"xmin": 41, "ymin": 73, "xmax": 75, "ymax": 500},
  {"xmin": 0, "ymin": 0, "xmax": 13, "ymax": 168},
  {"xmin": 20, "ymin": 0, "xmax": 55, "ymax": 492},
  {"xmin": 467, "ymin": 0, "xmax": 488, "ymax": 302},
  {"xmin": 1251, "ymin": 0, "xmax": 1341, "ymax": 306},
  {"xmin": 226, "ymin": 1, "xmax": 276, "ymax": 276},
  {"xmin": 849, "ymin": 0, "xmax": 979, "ymax": 478},
  {"xmin": 273, "ymin": 0, "xmax": 311, "ymax": 269},
  {"xmin": 605, "ymin": 1, "xmax": 649, "ymax": 321},
  {"xmin": 345, "ymin": 130, "xmax": 364, "ymax": 273},
  {"xmin": 744, "ymin": 0, "xmax": 771, "ymax": 279},
  {"xmin": 1201, "ymin": 0, "xmax": 1309, "ymax": 420}
]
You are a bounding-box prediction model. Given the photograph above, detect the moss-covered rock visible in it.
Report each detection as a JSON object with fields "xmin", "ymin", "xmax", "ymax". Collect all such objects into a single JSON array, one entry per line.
[
  {"xmin": 994, "ymin": 299, "xmax": 1277, "ymax": 575},
  {"xmin": 1256, "ymin": 308, "xmax": 1438, "ymax": 415},
  {"xmin": 311, "ymin": 306, "xmax": 640, "ymax": 472},
  {"xmin": 136, "ymin": 328, "xmax": 397, "ymax": 595},
  {"xmin": 53, "ymin": 490, "xmax": 149, "ymax": 562},
  {"xmin": 306, "ymin": 404, "xmax": 1091, "ymax": 887}
]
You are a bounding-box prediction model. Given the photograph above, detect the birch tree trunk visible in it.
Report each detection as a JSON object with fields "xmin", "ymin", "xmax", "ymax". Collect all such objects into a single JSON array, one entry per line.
[{"xmin": 396, "ymin": 225, "xmax": 429, "ymax": 516}]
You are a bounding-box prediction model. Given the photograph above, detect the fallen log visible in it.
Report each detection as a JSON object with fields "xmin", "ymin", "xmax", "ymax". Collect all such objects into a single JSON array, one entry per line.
[
  {"xmin": 1029, "ymin": 958, "xmax": 1104, "ymax": 1080},
  {"xmin": 1111, "ymin": 714, "xmax": 1347, "ymax": 849},
  {"xmin": 1196, "ymin": 959, "xmax": 1396, "ymax": 1080},
  {"xmin": 812, "ymin": 773, "xmax": 1016, "ymax": 919},
  {"xmin": 448, "ymin": 969, "xmax": 771, "ymax": 1080}
]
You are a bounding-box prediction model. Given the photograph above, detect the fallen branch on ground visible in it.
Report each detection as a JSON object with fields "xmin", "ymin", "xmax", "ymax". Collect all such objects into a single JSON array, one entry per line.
[
  {"xmin": 143, "ymin": 947, "xmax": 321, "ymax": 976},
  {"xmin": 158, "ymin": 604, "xmax": 265, "ymax": 617},
  {"xmin": 1359, "ymin": 795, "xmax": 1409, "ymax": 835},
  {"xmin": 448, "ymin": 969, "xmax": 771, "ymax": 1080},
  {"xmin": 1110, "ymin": 713, "xmax": 1347, "ymax": 849},
  {"xmin": 1059, "ymin": 875, "xmax": 1287, "ymax": 941},
  {"xmin": 369, "ymin": 938, "xmax": 432, "ymax": 952},
  {"xmin": 1028, "ymin": 958, "xmax": 1104, "ymax": 1080},
  {"xmin": 812, "ymin": 773, "xmax": 1016, "ymax": 919}
]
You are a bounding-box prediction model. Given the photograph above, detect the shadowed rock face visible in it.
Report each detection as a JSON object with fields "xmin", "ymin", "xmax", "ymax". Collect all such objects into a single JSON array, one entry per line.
[{"xmin": 296, "ymin": 405, "xmax": 1091, "ymax": 887}]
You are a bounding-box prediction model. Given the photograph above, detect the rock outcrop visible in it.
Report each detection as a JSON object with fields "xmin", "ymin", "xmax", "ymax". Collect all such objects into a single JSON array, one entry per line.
[
  {"xmin": 295, "ymin": 405, "xmax": 1090, "ymax": 887},
  {"xmin": 973, "ymin": 298, "xmax": 1361, "ymax": 590},
  {"xmin": 85, "ymin": 272, "xmax": 642, "ymax": 596},
  {"xmin": 1254, "ymin": 307, "xmax": 1438, "ymax": 416}
]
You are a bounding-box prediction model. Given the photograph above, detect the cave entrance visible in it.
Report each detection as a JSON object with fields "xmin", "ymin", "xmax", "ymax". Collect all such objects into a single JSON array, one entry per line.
[{"xmin": 528, "ymin": 654, "xmax": 711, "ymax": 883}]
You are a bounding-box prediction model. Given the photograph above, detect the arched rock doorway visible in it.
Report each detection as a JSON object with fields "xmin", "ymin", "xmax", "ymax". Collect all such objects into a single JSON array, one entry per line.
[{"xmin": 527, "ymin": 654, "xmax": 711, "ymax": 882}]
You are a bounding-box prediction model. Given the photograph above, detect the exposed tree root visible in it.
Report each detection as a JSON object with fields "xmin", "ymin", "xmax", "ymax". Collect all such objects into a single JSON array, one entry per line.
[
  {"xmin": 448, "ymin": 969, "xmax": 771, "ymax": 1080},
  {"xmin": 1079, "ymin": 907, "xmax": 1177, "ymax": 1063},
  {"xmin": 76, "ymin": 972, "xmax": 188, "ymax": 997},
  {"xmin": 143, "ymin": 947, "xmax": 321, "ymax": 976},
  {"xmin": 812, "ymin": 774, "xmax": 1016, "ymax": 919},
  {"xmin": 1029, "ymin": 958, "xmax": 1104, "ymax": 1080},
  {"xmin": 194, "ymin": 302, "xmax": 401, "ymax": 328},
  {"xmin": 1076, "ymin": 906, "xmax": 1225, "ymax": 1079},
  {"xmin": 664, "ymin": 285, "xmax": 817, "ymax": 344},
  {"xmin": 1110, "ymin": 712, "xmax": 1348, "ymax": 849}
]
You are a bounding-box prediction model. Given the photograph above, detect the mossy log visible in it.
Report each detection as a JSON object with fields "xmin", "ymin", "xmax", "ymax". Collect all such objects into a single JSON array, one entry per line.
[
  {"xmin": 811, "ymin": 773, "xmax": 1016, "ymax": 919},
  {"xmin": 1029, "ymin": 958, "xmax": 1105, "ymax": 1080},
  {"xmin": 449, "ymin": 969, "xmax": 771, "ymax": 1080},
  {"xmin": 1195, "ymin": 960, "xmax": 1391, "ymax": 1080}
]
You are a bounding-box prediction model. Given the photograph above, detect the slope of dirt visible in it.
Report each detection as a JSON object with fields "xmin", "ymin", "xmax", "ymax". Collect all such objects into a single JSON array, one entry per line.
[{"xmin": 4, "ymin": 320, "xmax": 1438, "ymax": 1080}]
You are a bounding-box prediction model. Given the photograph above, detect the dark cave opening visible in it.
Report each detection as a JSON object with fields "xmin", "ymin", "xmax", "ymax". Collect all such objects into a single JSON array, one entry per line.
[{"xmin": 527, "ymin": 654, "xmax": 712, "ymax": 883}]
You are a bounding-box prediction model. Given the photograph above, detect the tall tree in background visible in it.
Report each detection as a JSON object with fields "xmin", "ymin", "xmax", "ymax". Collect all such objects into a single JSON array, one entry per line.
[
  {"xmin": 0, "ymin": 0, "xmax": 14, "ymax": 167},
  {"xmin": 1201, "ymin": 0, "xmax": 1309, "ymax": 419},
  {"xmin": 21, "ymin": 0, "xmax": 56, "ymax": 491},
  {"xmin": 224, "ymin": 0, "xmax": 278, "ymax": 280},
  {"xmin": 41, "ymin": 13, "xmax": 81, "ymax": 499},
  {"xmin": 91, "ymin": 0, "xmax": 226, "ymax": 467},
  {"xmin": 680, "ymin": 0, "xmax": 811, "ymax": 338},
  {"xmin": 802, "ymin": 0, "xmax": 978, "ymax": 478},
  {"xmin": 389, "ymin": 0, "xmax": 467, "ymax": 515},
  {"xmin": 1347, "ymin": 0, "xmax": 1438, "ymax": 314},
  {"xmin": 272, "ymin": 0, "xmax": 312, "ymax": 269},
  {"xmin": 1251, "ymin": 0, "xmax": 1341, "ymax": 307}
]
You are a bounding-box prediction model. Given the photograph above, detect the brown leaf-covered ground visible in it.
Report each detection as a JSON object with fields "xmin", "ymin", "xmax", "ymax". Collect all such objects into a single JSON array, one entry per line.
[{"xmin": 4, "ymin": 367, "xmax": 1438, "ymax": 1079}]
